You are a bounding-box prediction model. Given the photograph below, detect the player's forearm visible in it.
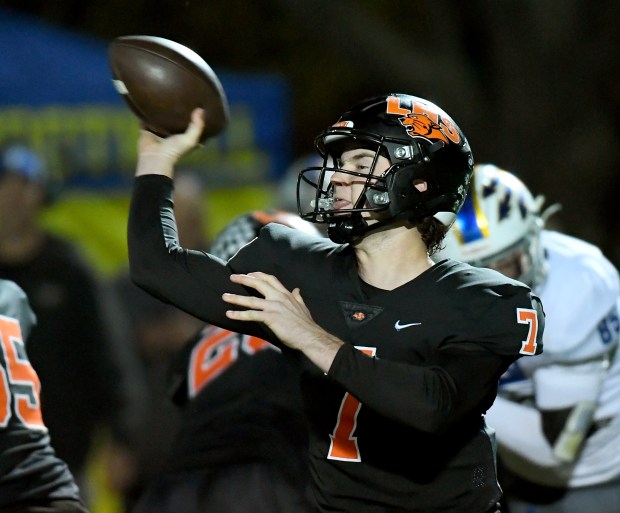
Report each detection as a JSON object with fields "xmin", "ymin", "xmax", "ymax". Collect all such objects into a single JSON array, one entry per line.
[
  {"xmin": 127, "ymin": 175, "xmax": 210, "ymax": 316},
  {"xmin": 328, "ymin": 346, "xmax": 508, "ymax": 433},
  {"xmin": 128, "ymin": 175, "xmax": 176, "ymax": 293},
  {"xmin": 327, "ymin": 345, "xmax": 453, "ymax": 432},
  {"xmin": 128, "ymin": 175, "xmax": 267, "ymax": 335}
]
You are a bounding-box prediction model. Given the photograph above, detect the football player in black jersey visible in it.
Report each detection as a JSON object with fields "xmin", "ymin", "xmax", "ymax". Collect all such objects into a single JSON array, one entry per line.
[
  {"xmin": 0, "ymin": 279, "xmax": 88, "ymax": 513},
  {"xmin": 127, "ymin": 93, "xmax": 545, "ymax": 513},
  {"xmin": 132, "ymin": 210, "xmax": 319, "ymax": 513}
]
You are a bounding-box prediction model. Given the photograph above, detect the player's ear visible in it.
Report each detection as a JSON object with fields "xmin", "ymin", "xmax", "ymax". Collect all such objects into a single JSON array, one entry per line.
[{"xmin": 413, "ymin": 179, "xmax": 427, "ymax": 192}]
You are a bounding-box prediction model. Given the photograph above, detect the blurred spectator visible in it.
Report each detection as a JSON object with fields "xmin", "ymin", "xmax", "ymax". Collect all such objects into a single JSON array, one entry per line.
[
  {"xmin": 0, "ymin": 144, "xmax": 139, "ymax": 506},
  {"xmin": 111, "ymin": 170, "xmax": 208, "ymax": 511}
]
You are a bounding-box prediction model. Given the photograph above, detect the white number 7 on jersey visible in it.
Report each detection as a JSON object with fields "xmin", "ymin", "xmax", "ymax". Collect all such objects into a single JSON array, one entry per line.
[
  {"xmin": 327, "ymin": 346, "xmax": 376, "ymax": 462},
  {"xmin": 517, "ymin": 308, "xmax": 539, "ymax": 355}
]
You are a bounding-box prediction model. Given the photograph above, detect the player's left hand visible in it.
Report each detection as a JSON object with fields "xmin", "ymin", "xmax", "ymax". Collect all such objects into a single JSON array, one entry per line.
[
  {"xmin": 223, "ymin": 272, "xmax": 343, "ymax": 370},
  {"xmin": 223, "ymin": 272, "xmax": 317, "ymax": 349}
]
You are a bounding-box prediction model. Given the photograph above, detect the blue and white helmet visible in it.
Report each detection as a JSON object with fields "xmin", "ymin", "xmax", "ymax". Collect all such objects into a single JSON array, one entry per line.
[{"xmin": 437, "ymin": 163, "xmax": 548, "ymax": 289}]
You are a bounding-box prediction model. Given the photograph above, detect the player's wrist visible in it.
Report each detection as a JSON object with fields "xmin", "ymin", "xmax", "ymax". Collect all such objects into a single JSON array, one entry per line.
[
  {"xmin": 300, "ymin": 329, "xmax": 343, "ymax": 373},
  {"xmin": 136, "ymin": 152, "xmax": 176, "ymax": 177}
]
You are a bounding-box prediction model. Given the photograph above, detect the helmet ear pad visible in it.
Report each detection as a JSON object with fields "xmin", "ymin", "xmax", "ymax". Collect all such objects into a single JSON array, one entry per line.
[
  {"xmin": 385, "ymin": 142, "xmax": 472, "ymax": 224},
  {"xmin": 385, "ymin": 161, "xmax": 459, "ymax": 223},
  {"xmin": 385, "ymin": 163, "xmax": 430, "ymax": 220}
]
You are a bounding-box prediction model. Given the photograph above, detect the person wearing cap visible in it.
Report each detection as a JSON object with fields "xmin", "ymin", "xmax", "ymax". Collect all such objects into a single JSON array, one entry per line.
[{"xmin": 0, "ymin": 144, "xmax": 139, "ymax": 506}]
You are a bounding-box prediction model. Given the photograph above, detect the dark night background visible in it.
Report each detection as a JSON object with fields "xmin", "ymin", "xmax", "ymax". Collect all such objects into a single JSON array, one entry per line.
[{"xmin": 1, "ymin": 0, "xmax": 620, "ymax": 261}]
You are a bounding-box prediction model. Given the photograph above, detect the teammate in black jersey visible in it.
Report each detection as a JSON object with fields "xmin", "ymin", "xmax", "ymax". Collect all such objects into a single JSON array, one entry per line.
[
  {"xmin": 127, "ymin": 93, "xmax": 545, "ymax": 513},
  {"xmin": 132, "ymin": 210, "xmax": 319, "ymax": 513},
  {"xmin": 0, "ymin": 279, "xmax": 88, "ymax": 513}
]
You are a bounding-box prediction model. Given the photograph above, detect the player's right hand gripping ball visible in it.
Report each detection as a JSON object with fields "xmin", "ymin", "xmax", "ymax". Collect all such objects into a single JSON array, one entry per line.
[{"xmin": 108, "ymin": 35, "xmax": 229, "ymax": 142}]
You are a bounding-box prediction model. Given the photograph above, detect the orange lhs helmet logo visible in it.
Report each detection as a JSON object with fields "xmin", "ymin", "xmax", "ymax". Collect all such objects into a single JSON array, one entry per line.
[{"xmin": 385, "ymin": 95, "xmax": 461, "ymax": 145}]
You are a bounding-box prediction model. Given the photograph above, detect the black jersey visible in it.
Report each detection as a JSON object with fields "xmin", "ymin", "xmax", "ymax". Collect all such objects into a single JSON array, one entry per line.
[
  {"xmin": 164, "ymin": 325, "xmax": 308, "ymax": 483},
  {"xmin": 0, "ymin": 233, "xmax": 126, "ymax": 475},
  {"xmin": 0, "ymin": 280, "xmax": 82, "ymax": 507},
  {"xmin": 129, "ymin": 175, "xmax": 545, "ymax": 513}
]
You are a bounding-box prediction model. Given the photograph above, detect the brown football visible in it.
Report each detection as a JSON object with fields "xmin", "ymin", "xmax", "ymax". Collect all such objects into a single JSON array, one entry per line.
[{"xmin": 108, "ymin": 35, "xmax": 229, "ymax": 142}]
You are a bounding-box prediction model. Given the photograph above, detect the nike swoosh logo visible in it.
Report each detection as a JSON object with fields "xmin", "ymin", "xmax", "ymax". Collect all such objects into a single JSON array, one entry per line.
[{"xmin": 394, "ymin": 320, "xmax": 422, "ymax": 331}]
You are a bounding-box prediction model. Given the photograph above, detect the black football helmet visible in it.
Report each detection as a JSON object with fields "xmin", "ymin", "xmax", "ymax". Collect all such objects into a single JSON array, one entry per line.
[
  {"xmin": 297, "ymin": 93, "xmax": 474, "ymax": 243},
  {"xmin": 209, "ymin": 210, "xmax": 321, "ymax": 261}
]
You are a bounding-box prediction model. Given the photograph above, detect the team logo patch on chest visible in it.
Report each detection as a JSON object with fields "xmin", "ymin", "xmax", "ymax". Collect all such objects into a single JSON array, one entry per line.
[{"xmin": 339, "ymin": 301, "xmax": 383, "ymax": 328}]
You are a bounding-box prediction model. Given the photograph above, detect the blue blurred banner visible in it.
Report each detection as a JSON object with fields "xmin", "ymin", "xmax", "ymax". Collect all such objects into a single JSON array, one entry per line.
[{"xmin": 0, "ymin": 8, "xmax": 291, "ymax": 188}]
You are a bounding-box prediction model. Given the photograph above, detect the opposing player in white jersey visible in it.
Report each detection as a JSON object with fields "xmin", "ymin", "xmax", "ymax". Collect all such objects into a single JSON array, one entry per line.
[{"xmin": 437, "ymin": 163, "xmax": 620, "ymax": 513}]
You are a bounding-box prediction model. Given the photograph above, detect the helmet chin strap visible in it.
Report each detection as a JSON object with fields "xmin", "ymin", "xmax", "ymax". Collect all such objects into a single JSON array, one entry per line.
[
  {"xmin": 327, "ymin": 212, "xmax": 399, "ymax": 244},
  {"xmin": 327, "ymin": 216, "xmax": 369, "ymax": 244},
  {"xmin": 326, "ymin": 177, "xmax": 437, "ymax": 243},
  {"xmin": 327, "ymin": 194, "xmax": 438, "ymax": 244}
]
